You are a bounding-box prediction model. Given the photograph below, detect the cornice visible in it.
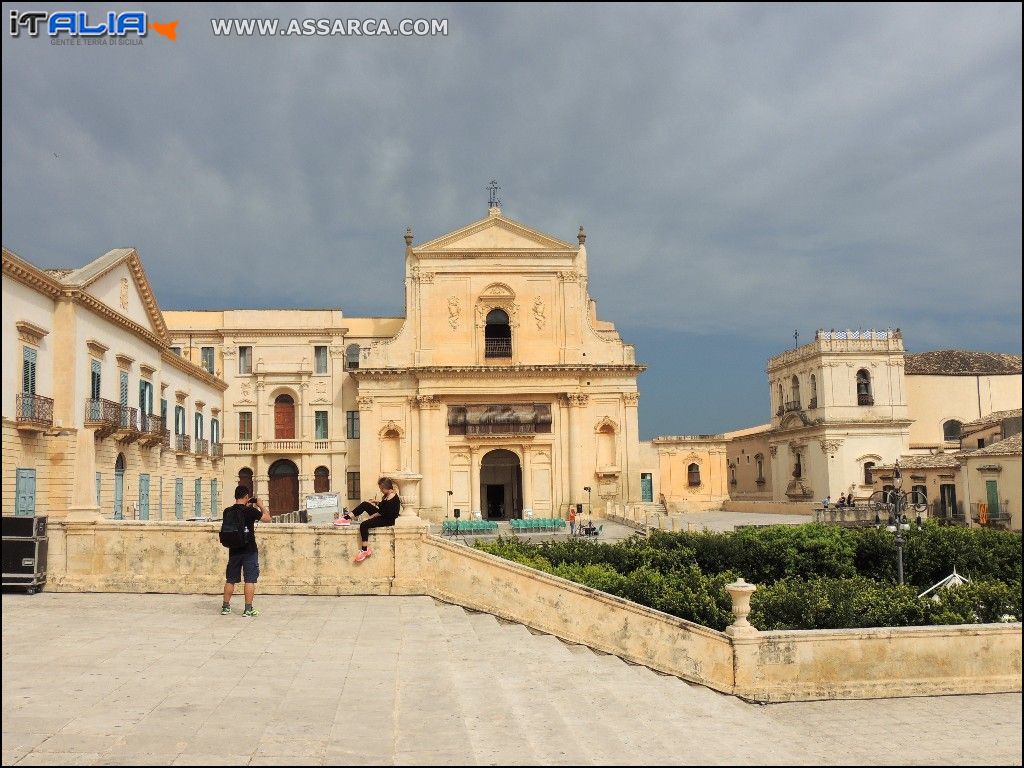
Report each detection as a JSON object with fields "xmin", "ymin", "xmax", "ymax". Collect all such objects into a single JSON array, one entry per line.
[
  {"xmin": 161, "ymin": 349, "xmax": 229, "ymax": 392},
  {"xmin": 169, "ymin": 328, "xmax": 351, "ymax": 339},
  {"xmin": 16, "ymin": 320, "xmax": 49, "ymax": 345},
  {"xmin": 2, "ymin": 249, "xmax": 64, "ymax": 298},
  {"xmin": 352, "ymin": 364, "xmax": 647, "ymax": 379}
]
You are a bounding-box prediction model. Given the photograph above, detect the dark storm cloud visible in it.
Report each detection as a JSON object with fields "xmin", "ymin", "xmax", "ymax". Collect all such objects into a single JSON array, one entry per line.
[{"xmin": 3, "ymin": 2, "xmax": 1020, "ymax": 434}]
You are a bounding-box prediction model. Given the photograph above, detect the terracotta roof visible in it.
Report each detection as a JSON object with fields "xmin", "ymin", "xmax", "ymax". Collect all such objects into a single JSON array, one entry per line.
[
  {"xmin": 878, "ymin": 453, "xmax": 961, "ymax": 471},
  {"xmin": 904, "ymin": 350, "xmax": 1022, "ymax": 376},
  {"xmin": 966, "ymin": 433, "xmax": 1022, "ymax": 458},
  {"xmin": 960, "ymin": 408, "xmax": 1022, "ymax": 432}
]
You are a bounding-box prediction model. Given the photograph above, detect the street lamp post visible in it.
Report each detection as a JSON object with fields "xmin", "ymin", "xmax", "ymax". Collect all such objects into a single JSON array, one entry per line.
[{"xmin": 583, "ymin": 486, "xmax": 592, "ymax": 518}]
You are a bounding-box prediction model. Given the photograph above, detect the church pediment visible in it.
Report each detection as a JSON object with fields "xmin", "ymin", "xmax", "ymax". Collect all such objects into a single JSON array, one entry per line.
[{"xmin": 415, "ymin": 213, "xmax": 576, "ymax": 253}]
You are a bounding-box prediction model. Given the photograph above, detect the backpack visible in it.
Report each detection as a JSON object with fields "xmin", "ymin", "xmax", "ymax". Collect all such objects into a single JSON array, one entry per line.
[{"xmin": 219, "ymin": 506, "xmax": 252, "ymax": 549}]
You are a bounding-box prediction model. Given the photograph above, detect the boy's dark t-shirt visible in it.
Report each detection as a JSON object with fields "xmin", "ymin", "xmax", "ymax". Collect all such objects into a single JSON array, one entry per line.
[{"xmin": 224, "ymin": 503, "xmax": 262, "ymax": 555}]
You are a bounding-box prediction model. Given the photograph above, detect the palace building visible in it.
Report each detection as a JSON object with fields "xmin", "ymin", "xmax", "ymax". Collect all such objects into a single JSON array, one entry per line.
[{"xmin": 163, "ymin": 203, "xmax": 658, "ymax": 521}]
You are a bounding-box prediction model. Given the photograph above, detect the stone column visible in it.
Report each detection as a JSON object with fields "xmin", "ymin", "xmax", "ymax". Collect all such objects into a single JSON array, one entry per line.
[
  {"xmin": 357, "ymin": 395, "xmax": 375, "ymax": 486},
  {"xmin": 623, "ymin": 392, "xmax": 641, "ymax": 502},
  {"xmin": 66, "ymin": 428, "xmax": 101, "ymax": 521},
  {"xmin": 254, "ymin": 381, "xmax": 264, "ymax": 442},
  {"xmin": 415, "ymin": 395, "xmax": 438, "ymax": 512},
  {"xmin": 565, "ymin": 393, "xmax": 587, "ymax": 510},
  {"xmin": 522, "ymin": 447, "xmax": 533, "ymax": 513},
  {"xmin": 470, "ymin": 446, "xmax": 481, "ymax": 516}
]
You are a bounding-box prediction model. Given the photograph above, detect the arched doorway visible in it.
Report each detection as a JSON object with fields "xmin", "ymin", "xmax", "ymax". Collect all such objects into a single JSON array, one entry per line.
[
  {"xmin": 484, "ymin": 308, "xmax": 512, "ymax": 358},
  {"xmin": 314, "ymin": 466, "xmax": 330, "ymax": 493},
  {"xmin": 480, "ymin": 449, "xmax": 522, "ymax": 520},
  {"xmin": 268, "ymin": 459, "xmax": 299, "ymax": 515},
  {"xmin": 113, "ymin": 453, "xmax": 126, "ymax": 520},
  {"xmin": 238, "ymin": 467, "xmax": 254, "ymax": 495},
  {"xmin": 274, "ymin": 394, "xmax": 295, "ymax": 439}
]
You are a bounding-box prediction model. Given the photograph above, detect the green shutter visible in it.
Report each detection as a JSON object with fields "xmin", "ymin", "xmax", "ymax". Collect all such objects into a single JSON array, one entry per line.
[
  {"xmin": 22, "ymin": 347, "xmax": 37, "ymax": 395},
  {"xmin": 120, "ymin": 371, "xmax": 128, "ymax": 406},
  {"xmin": 91, "ymin": 360, "xmax": 101, "ymax": 399}
]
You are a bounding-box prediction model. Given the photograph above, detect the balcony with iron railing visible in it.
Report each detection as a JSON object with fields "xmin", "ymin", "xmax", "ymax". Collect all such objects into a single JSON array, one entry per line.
[
  {"xmin": 140, "ymin": 414, "xmax": 164, "ymax": 446},
  {"xmin": 175, "ymin": 434, "xmax": 191, "ymax": 454},
  {"xmin": 85, "ymin": 398, "xmax": 121, "ymax": 438},
  {"xmin": 466, "ymin": 422, "xmax": 538, "ymax": 436},
  {"xmin": 931, "ymin": 500, "xmax": 966, "ymax": 526},
  {"xmin": 858, "ymin": 393, "xmax": 874, "ymax": 406},
  {"xmin": 784, "ymin": 400, "xmax": 802, "ymax": 413},
  {"xmin": 484, "ymin": 338, "xmax": 512, "ymax": 358},
  {"xmin": 194, "ymin": 438, "xmax": 209, "ymax": 457},
  {"xmin": 211, "ymin": 442, "xmax": 223, "ymax": 459},
  {"xmin": 971, "ymin": 501, "xmax": 1012, "ymax": 528},
  {"xmin": 160, "ymin": 429, "xmax": 171, "ymax": 449},
  {"xmin": 16, "ymin": 393, "xmax": 54, "ymax": 432},
  {"xmin": 114, "ymin": 405, "xmax": 140, "ymax": 443}
]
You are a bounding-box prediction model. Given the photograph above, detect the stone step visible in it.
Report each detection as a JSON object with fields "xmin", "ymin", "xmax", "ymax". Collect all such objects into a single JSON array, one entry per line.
[
  {"xmin": 433, "ymin": 603, "xmax": 543, "ymax": 765},
  {"xmin": 463, "ymin": 610, "xmax": 608, "ymax": 764}
]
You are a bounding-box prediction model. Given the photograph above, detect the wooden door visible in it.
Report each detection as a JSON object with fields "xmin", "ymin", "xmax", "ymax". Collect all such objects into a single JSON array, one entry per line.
[
  {"xmin": 138, "ymin": 474, "xmax": 150, "ymax": 520},
  {"xmin": 274, "ymin": 396, "xmax": 295, "ymax": 439},
  {"xmin": 15, "ymin": 469, "xmax": 36, "ymax": 516},
  {"xmin": 269, "ymin": 473, "xmax": 299, "ymax": 515}
]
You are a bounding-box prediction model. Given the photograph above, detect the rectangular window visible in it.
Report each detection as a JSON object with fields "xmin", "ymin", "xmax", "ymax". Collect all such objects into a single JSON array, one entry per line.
[
  {"xmin": 314, "ymin": 345, "xmax": 328, "ymax": 374},
  {"xmin": 239, "ymin": 345, "xmax": 252, "ymax": 374},
  {"xmin": 201, "ymin": 347, "xmax": 215, "ymax": 374},
  {"xmin": 139, "ymin": 379, "xmax": 153, "ymax": 416},
  {"xmin": 22, "ymin": 347, "xmax": 37, "ymax": 395},
  {"xmin": 91, "ymin": 359, "xmax": 101, "ymax": 399},
  {"xmin": 347, "ymin": 471, "xmax": 360, "ymax": 500},
  {"xmin": 175, "ymin": 405, "xmax": 186, "ymax": 435},
  {"xmin": 170, "ymin": 346, "xmax": 181, "ymax": 356},
  {"xmin": 211, "ymin": 418, "xmax": 220, "ymax": 444},
  {"xmin": 194, "ymin": 412, "xmax": 204, "ymax": 441},
  {"xmin": 160, "ymin": 398, "xmax": 168, "ymax": 422},
  {"xmin": 346, "ymin": 410, "xmax": 360, "ymax": 439},
  {"xmin": 239, "ymin": 412, "xmax": 253, "ymax": 442},
  {"xmin": 978, "ymin": 438, "xmax": 985, "ymax": 449},
  {"xmin": 119, "ymin": 370, "xmax": 129, "ymax": 406},
  {"xmin": 315, "ymin": 411, "xmax": 329, "ymax": 440}
]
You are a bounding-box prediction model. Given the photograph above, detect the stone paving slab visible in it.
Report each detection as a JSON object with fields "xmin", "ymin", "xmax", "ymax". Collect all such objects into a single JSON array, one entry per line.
[{"xmin": 3, "ymin": 592, "xmax": 1021, "ymax": 766}]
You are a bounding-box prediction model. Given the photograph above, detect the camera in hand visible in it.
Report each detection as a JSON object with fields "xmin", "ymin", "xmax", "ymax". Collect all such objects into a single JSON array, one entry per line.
[{"xmin": 248, "ymin": 498, "xmax": 259, "ymax": 506}]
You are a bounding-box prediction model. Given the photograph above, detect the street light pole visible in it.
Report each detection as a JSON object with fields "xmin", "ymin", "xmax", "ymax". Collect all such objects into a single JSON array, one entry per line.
[
  {"xmin": 583, "ymin": 486, "xmax": 592, "ymax": 518},
  {"xmin": 893, "ymin": 463, "xmax": 905, "ymax": 585}
]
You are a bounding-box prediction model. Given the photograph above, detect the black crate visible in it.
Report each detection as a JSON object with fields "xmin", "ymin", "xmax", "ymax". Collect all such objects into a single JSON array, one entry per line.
[
  {"xmin": 2, "ymin": 537, "xmax": 47, "ymax": 593},
  {"xmin": 1, "ymin": 515, "xmax": 47, "ymax": 539}
]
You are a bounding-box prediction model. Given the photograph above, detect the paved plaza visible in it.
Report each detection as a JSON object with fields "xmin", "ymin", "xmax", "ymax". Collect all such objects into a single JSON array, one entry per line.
[{"xmin": 2, "ymin": 593, "xmax": 1021, "ymax": 766}]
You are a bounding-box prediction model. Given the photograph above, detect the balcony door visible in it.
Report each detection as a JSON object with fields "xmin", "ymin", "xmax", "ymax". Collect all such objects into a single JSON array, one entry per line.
[{"xmin": 274, "ymin": 395, "xmax": 295, "ymax": 439}]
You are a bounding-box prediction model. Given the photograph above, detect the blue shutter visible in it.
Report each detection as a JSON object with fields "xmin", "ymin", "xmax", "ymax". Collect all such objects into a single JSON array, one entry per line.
[
  {"xmin": 174, "ymin": 478, "xmax": 183, "ymax": 519},
  {"xmin": 22, "ymin": 347, "xmax": 37, "ymax": 395},
  {"xmin": 138, "ymin": 474, "xmax": 150, "ymax": 520},
  {"xmin": 194, "ymin": 478, "xmax": 202, "ymax": 517},
  {"xmin": 91, "ymin": 359, "xmax": 101, "ymax": 400},
  {"xmin": 211, "ymin": 479, "xmax": 218, "ymax": 517},
  {"xmin": 120, "ymin": 371, "xmax": 128, "ymax": 406},
  {"xmin": 96, "ymin": 472, "xmax": 102, "ymax": 506},
  {"xmin": 158, "ymin": 476, "xmax": 164, "ymax": 520},
  {"xmin": 113, "ymin": 467, "xmax": 124, "ymax": 520},
  {"xmin": 15, "ymin": 469, "xmax": 36, "ymax": 516}
]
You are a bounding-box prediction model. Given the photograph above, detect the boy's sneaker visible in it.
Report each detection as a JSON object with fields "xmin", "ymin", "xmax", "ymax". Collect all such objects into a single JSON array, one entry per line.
[
  {"xmin": 353, "ymin": 548, "xmax": 372, "ymax": 563},
  {"xmin": 242, "ymin": 607, "xmax": 260, "ymax": 617},
  {"xmin": 334, "ymin": 517, "xmax": 351, "ymax": 526},
  {"xmin": 220, "ymin": 605, "xmax": 231, "ymax": 615}
]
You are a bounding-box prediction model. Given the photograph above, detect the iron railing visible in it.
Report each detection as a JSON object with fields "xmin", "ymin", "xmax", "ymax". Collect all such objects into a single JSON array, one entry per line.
[
  {"xmin": 16, "ymin": 393, "xmax": 54, "ymax": 428},
  {"xmin": 784, "ymin": 400, "xmax": 802, "ymax": 412},
  {"xmin": 85, "ymin": 398, "xmax": 121, "ymax": 436},
  {"xmin": 858, "ymin": 393, "xmax": 874, "ymax": 406},
  {"xmin": 117, "ymin": 405, "xmax": 140, "ymax": 431},
  {"xmin": 161, "ymin": 429, "xmax": 171, "ymax": 449},
  {"xmin": 175, "ymin": 434, "xmax": 191, "ymax": 453},
  {"xmin": 211, "ymin": 443, "xmax": 223, "ymax": 458},
  {"xmin": 195, "ymin": 438, "xmax": 209, "ymax": 456},
  {"xmin": 971, "ymin": 501, "xmax": 1011, "ymax": 527},
  {"xmin": 484, "ymin": 338, "xmax": 512, "ymax": 358}
]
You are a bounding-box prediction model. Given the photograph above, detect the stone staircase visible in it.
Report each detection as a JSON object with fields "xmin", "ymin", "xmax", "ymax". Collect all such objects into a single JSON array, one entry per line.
[{"xmin": 427, "ymin": 599, "xmax": 834, "ymax": 764}]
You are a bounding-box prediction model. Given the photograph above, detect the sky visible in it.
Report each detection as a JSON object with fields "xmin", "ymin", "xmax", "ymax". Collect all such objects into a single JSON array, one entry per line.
[{"xmin": 3, "ymin": 3, "xmax": 1021, "ymax": 439}]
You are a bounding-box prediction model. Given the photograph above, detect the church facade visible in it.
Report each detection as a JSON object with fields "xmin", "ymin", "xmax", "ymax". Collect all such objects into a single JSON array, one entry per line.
[{"xmin": 164, "ymin": 205, "xmax": 653, "ymax": 521}]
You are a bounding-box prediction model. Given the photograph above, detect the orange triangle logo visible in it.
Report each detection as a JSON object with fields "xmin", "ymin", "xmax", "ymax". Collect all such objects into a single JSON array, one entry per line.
[{"xmin": 150, "ymin": 20, "xmax": 178, "ymax": 40}]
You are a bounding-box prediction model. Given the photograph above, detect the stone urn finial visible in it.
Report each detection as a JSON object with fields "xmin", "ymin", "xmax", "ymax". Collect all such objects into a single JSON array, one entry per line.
[
  {"xmin": 726, "ymin": 577, "xmax": 758, "ymax": 637},
  {"xmin": 578, "ymin": 225, "xmax": 586, "ymax": 245},
  {"xmin": 404, "ymin": 226, "xmax": 414, "ymax": 247}
]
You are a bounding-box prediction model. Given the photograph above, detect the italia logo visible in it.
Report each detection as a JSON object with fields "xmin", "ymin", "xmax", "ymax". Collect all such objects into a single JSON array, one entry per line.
[{"xmin": 9, "ymin": 10, "xmax": 178, "ymax": 39}]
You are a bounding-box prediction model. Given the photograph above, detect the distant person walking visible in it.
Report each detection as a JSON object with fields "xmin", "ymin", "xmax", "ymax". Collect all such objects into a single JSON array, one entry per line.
[
  {"xmin": 221, "ymin": 485, "xmax": 270, "ymax": 617},
  {"xmin": 568, "ymin": 508, "xmax": 577, "ymax": 536},
  {"xmin": 338, "ymin": 477, "xmax": 401, "ymax": 562}
]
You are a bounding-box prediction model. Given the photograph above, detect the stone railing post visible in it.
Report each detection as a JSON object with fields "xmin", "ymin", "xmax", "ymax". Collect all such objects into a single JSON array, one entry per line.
[{"xmin": 726, "ymin": 577, "xmax": 758, "ymax": 637}]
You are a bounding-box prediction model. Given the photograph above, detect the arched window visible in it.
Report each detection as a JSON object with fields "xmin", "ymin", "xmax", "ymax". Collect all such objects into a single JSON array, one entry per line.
[
  {"xmin": 314, "ymin": 466, "xmax": 330, "ymax": 493},
  {"xmin": 776, "ymin": 382, "xmax": 784, "ymax": 415},
  {"xmin": 345, "ymin": 343, "xmax": 360, "ymax": 371},
  {"xmin": 274, "ymin": 394, "xmax": 295, "ymax": 439},
  {"xmin": 755, "ymin": 454, "xmax": 765, "ymax": 483},
  {"xmin": 484, "ymin": 308, "xmax": 512, "ymax": 358},
  {"xmin": 856, "ymin": 369, "xmax": 873, "ymax": 406},
  {"xmin": 790, "ymin": 375, "xmax": 801, "ymax": 410},
  {"xmin": 597, "ymin": 424, "xmax": 616, "ymax": 466},
  {"xmin": 943, "ymin": 420, "xmax": 962, "ymax": 442},
  {"xmin": 863, "ymin": 461, "xmax": 875, "ymax": 485},
  {"xmin": 687, "ymin": 463, "xmax": 701, "ymax": 487},
  {"xmin": 238, "ymin": 467, "xmax": 253, "ymax": 494},
  {"xmin": 809, "ymin": 374, "xmax": 817, "ymax": 409},
  {"xmin": 794, "ymin": 453, "xmax": 802, "ymax": 479}
]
